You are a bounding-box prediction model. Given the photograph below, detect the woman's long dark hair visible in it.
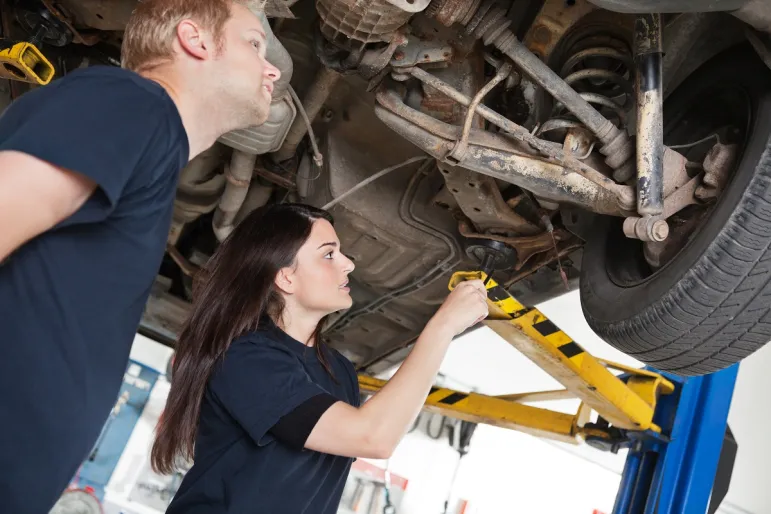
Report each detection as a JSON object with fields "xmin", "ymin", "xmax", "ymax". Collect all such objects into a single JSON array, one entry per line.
[{"xmin": 151, "ymin": 203, "xmax": 335, "ymax": 474}]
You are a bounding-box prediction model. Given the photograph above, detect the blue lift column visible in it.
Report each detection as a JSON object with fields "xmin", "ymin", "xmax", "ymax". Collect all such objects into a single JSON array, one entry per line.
[{"xmin": 613, "ymin": 364, "xmax": 739, "ymax": 514}]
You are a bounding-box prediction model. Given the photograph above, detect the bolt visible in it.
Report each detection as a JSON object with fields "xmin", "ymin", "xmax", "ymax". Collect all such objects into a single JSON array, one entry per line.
[{"xmin": 651, "ymin": 219, "xmax": 669, "ymax": 241}]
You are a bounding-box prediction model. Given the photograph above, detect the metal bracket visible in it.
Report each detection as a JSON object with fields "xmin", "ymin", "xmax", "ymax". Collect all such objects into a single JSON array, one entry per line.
[{"xmin": 390, "ymin": 35, "xmax": 454, "ymax": 68}]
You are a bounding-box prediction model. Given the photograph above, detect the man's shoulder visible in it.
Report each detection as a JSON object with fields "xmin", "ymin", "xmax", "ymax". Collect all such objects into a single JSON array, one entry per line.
[
  {"xmin": 3, "ymin": 65, "xmax": 172, "ymax": 122},
  {"xmin": 57, "ymin": 65, "xmax": 167, "ymax": 99}
]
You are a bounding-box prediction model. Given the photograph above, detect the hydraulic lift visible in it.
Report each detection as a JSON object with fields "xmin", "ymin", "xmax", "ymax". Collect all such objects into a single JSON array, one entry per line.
[{"xmin": 359, "ymin": 271, "xmax": 739, "ymax": 514}]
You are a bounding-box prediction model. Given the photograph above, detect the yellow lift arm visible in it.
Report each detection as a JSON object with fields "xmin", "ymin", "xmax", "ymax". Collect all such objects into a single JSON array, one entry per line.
[
  {"xmin": 358, "ymin": 271, "xmax": 675, "ymax": 448},
  {"xmin": 0, "ymin": 40, "xmax": 55, "ymax": 85}
]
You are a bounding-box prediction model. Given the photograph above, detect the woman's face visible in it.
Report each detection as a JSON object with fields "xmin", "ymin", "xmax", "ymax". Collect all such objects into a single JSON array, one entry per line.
[{"xmin": 278, "ymin": 218, "xmax": 355, "ymax": 316}]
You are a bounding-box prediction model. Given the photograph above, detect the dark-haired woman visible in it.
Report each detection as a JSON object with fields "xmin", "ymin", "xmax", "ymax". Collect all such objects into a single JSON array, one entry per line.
[{"xmin": 153, "ymin": 203, "xmax": 488, "ymax": 513}]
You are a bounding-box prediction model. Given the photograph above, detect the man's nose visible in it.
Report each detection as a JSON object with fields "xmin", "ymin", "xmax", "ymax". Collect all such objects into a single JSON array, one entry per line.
[{"xmin": 265, "ymin": 61, "xmax": 280, "ymax": 82}]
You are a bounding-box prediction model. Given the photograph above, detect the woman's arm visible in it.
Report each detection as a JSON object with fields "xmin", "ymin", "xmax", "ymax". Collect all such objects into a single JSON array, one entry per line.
[{"xmin": 304, "ymin": 279, "xmax": 488, "ymax": 459}]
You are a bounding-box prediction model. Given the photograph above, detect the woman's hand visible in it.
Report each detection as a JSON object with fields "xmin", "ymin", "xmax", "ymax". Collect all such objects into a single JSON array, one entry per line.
[{"xmin": 428, "ymin": 279, "xmax": 489, "ymax": 338}]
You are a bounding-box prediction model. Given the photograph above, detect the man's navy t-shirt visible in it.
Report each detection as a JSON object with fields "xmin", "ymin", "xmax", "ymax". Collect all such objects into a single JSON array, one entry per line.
[
  {"xmin": 0, "ymin": 66, "xmax": 188, "ymax": 512},
  {"xmin": 167, "ymin": 320, "xmax": 361, "ymax": 514}
]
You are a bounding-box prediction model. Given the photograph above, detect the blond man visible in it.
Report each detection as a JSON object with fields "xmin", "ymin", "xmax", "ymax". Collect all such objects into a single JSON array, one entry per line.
[{"xmin": 0, "ymin": 1, "xmax": 279, "ymax": 511}]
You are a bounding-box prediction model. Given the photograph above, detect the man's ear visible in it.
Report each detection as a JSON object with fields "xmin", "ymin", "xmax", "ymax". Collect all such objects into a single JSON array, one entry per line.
[
  {"xmin": 176, "ymin": 20, "xmax": 211, "ymax": 61},
  {"xmin": 274, "ymin": 267, "xmax": 296, "ymax": 295}
]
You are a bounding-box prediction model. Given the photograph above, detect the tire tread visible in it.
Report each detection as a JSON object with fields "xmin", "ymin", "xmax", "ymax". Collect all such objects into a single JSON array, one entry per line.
[{"xmin": 585, "ymin": 137, "xmax": 771, "ymax": 375}]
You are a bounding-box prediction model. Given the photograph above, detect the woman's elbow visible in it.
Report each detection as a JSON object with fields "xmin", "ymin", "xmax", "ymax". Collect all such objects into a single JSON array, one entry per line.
[{"xmin": 359, "ymin": 432, "xmax": 396, "ymax": 460}]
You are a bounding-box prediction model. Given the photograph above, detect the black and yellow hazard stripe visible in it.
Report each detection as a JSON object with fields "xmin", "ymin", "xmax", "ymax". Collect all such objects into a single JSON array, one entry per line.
[
  {"xmin": 358, "ymin": 375, "xmax": 580, "ymax": 443},
  {"xmin": 448, "ymin": 270, "xmax": 672, "ymax": 432},
  {"xmin": 470, "ymin": 272, "xmax": 588, "ymax": 366}
]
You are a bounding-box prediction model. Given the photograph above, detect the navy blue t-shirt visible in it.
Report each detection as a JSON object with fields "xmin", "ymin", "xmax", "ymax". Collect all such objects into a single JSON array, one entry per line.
[
  {"xmin": 0, "ymin": 66, "xmax": 188, "ymax": 513},
  {"xmin": 167, "ymin": 321, "xmax": 361, "ymax": 514}
]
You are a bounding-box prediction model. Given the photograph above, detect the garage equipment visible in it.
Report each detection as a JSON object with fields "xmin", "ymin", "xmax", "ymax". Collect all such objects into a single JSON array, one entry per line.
[
  {"xmin": 359, "ymin": 270, "xmax": 738, "ymax": 513},
  {"xmin": 0, "ymin": 39, "xmax": 53, "ymax": 85}
]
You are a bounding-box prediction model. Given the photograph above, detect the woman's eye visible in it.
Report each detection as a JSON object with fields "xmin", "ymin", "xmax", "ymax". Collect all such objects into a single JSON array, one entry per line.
[
  {"xmin": 325, "ymin": 251, "xmax": 334, "ymax": 259},
  {"xmin": 251, "ymin": 40, "xmax": 261, "ymax": 50}
]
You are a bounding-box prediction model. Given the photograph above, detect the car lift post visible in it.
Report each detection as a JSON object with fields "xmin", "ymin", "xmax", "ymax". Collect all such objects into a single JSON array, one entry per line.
[
  {"xmin": 614, "ymin": 365, "xmax": 738, "ymax": 514},
  {"xmin": 358, "ymin": 271, "xmax": 739, "ymax": 513}
]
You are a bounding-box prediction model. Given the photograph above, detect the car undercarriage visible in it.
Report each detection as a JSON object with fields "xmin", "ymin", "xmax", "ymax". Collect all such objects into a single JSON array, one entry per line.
[{"xmin": 3, "ymin": 0, "xmax": 771, "ymax": 376}]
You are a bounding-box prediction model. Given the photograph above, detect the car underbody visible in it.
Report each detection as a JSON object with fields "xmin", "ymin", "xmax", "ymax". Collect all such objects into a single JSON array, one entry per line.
[{"xmin": 3, "ymin": 0, "xmax": 771, "ymax": 376}]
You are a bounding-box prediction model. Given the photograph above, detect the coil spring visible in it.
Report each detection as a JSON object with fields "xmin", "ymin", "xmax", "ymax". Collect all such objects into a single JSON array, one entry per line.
[{"xmin": 539, "ymin": 38, "xmax": 634, "ymax": 138}]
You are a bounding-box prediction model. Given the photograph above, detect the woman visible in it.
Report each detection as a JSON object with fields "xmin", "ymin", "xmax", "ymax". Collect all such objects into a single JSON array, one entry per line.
[{"xmin": 152, "ymin": 203, "xmax": 488, "ymax": 513}]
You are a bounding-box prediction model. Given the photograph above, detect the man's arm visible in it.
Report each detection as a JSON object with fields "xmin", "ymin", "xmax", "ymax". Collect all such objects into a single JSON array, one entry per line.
[{"xmin": 0, "ymin": 150, "xmax": 96, "ymax": 261}]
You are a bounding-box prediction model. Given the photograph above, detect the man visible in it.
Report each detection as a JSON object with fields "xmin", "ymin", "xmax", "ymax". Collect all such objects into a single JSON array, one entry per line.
[{"xmin": 0, "ymin": 0, "xmax": 279, "ymax": 511}]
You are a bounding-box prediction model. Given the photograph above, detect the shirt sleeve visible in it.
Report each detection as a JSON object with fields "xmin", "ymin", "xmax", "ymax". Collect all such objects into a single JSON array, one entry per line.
[
  {"xmin": 208, "ymin": 339, "xmax": 340, "ymax": 449},
  {"xmin": 0, "ymin": 74, "xmax": 163, "ymax": 224}
]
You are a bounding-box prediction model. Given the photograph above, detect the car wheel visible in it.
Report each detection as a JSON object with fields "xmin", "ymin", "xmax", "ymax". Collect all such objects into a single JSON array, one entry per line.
[{"xmin": 580, "ymin": 44, "xmax": 771, "ymax": 376}]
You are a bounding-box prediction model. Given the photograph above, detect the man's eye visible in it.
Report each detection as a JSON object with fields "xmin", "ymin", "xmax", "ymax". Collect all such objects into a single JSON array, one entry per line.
[{"xmin": 251, "ymin": 40, "xmax": 261, "ymax": 50}]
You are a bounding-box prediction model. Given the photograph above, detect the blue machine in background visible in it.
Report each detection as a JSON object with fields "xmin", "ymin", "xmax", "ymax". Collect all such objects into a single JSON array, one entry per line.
[{"xmin": 74, "ymin": 360, "xmax": 160, "ymax": 501}]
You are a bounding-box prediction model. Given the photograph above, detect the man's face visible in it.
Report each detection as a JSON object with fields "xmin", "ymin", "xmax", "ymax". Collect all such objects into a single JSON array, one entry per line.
[{"xmin": 215, "ymin": 4, "xmax": 280, "ymax": 126}]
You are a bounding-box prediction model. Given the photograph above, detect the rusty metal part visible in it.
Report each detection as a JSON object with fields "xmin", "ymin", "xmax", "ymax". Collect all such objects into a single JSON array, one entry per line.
[
  {"xmin": 448, "ymin": 61, "xmax": 512, "ymax": 163},
  {"xmin": 374, "ymin": 87, "xmax": 630, "ymax": 217},
  {"xmin": 523, "ymin": 0, "xmax": 597, "ymax": 61},
  {"xmin": 624, "ymin": 148, "xmax": 696, "ymax": 242},
  {"xmin": 359, "ymin": 31, "xmax": 409, "ymax": 79},
  {"xmin": 253, "ymin": 163, "xmax": 297, "ymax": 190},
  {"xmin": 428, "ymin": 0, "xmax": 481, "ymax": 27},
  {"xmin": 623, "ymin": 216, "xmax": 669, "ymax": 242},
  {"xmin": 166, "ymin": 245, "xmax": 200, "ymax": 278},
  {"xmin": 662, "ymin": 147, "xmax": 689, "ymax": 198},
  {"xmin": 662, "ymin": 174, "xmax": 700, "ymax": 219},
  {"xmin": 39, "ymin": 0, "xmax": 98, "ymax": 45},
  {"xmin": 634, "ymin": 13, "xmax": 664, "ymax": 216},
  {"xmin": 389, "ymin": 34, "xmax": 453, "ymax": 68},
  {"xmin": 503, "ymin": 239, "xmax": 584, "ymax": 289},
  {"xmin": 234, "ymin": 182, "xmax": 275, "ymax": 226},
  {"xmin": 406, "ymin": 67, "xmax": 635, "ymax": 210},
  {"xmin": 461, "ymin": 0, "xmax": 635, "ymax": 179},
  {"xmin": 271, "ymin": 67, "xmax": 341, "ymax": 163},
  {"xmin": 458, "ymin": 220, "xmax": 570, "ymax": 270},
  {"xmin": 563, "ymin": 127, "xmax": 595, "ymax": 158},
  {"xmin": 55, "ymin": 0, "xmax": 135, "ymax": 31},
  {"xmin": 212, "ymin": 151, "xmax": 257, "ymax": 241},
  {"xmin": 438, "ymin": 163, "xmax": 541, "ymax": 235},
  {"xmin": 316, "ymin": 0, "xmax": 414, "ymax": 48},
  {"xmin": 169, "ymin": 145, "xmax": 227, "ymax": 244},
  {"xmin": 697, "ymin": 143, "xmax": 737, "ymax": 200}
]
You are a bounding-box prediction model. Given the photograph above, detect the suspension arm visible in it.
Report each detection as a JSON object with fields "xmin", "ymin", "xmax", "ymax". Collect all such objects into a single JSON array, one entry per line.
[
  {"xmin": 407, "ymin": 67, "xmax": 636, "ymax": 210},
  {"xmin": 374, "ymin": 83, "xmax": 633, "ymax": 217}
]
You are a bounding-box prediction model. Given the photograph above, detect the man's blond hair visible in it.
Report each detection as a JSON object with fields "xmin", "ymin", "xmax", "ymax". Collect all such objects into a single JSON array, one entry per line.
[{"xmin": 121, "ymin": 0, "xmax": 263, "ymax": 72}]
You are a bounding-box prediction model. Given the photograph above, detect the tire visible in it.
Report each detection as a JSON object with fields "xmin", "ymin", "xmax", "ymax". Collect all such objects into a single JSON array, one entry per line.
[{"xmin": 580, "ymin": 44, "xmax": 771, "ymax": 376}]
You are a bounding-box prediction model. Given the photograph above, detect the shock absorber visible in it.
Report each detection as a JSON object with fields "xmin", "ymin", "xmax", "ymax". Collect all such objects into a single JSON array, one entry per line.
[{"xmin": 428, "ymin": 0, "xmax": 636, "ymax": 192}]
